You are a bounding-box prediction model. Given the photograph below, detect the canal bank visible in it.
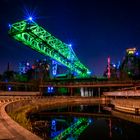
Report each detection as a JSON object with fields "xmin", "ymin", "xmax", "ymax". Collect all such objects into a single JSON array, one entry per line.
[
  {"xmin": 1, "ymin": 96, "xmax": 140, "ymax": 140},
  {"xmin": 111, "ymin": 99, "xmax": 140, "ymax": 114},
  {"xmin": 0, "ymin": 102, "xmax": 42, "ymax": 140},
  {"xmin": 0, "ymin": 96, "xmax": 109, "ymax": 140}
]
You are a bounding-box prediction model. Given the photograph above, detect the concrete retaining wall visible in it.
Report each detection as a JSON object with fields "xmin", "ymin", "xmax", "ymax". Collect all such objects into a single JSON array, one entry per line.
[
  {"xmin": 103, "ymin": 90, "xmax": 140, "ymax": 96},
  {"xmin": 1, "ymin": 102, "xmax": 42, "ymax": 140},
  {"xmin": 0, "ymin": 91, "xmax": 41, "ymax": 96},
  {"xmin": 111, "ymin": 99, "xmax": 140, "ymax": 114},
  {"xmin": 3, "ymin": 97, "xmax": 110, "ymax": 140}
]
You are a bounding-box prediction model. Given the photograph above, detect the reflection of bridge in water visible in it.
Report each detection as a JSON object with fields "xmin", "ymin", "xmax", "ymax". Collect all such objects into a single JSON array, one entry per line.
[
  {"xmin": 31, "ymin": 104, "xmax": 111, "ymax": 140},
  {"xmin": 46, "ymin": 110, "xmax": 140, "ymax": 140},
  {"xmin": 33, "ymin": 109, "xmax": 140, "ymax": 140},
  {"xmin": 53, "ymin": 117, "xmax": 92, "ymax": 140}
]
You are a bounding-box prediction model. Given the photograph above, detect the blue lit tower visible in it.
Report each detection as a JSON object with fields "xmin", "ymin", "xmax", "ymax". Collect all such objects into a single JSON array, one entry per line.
[{"xmin": 18, "ymin": 61, "xmax": 30, "ymax": 74}]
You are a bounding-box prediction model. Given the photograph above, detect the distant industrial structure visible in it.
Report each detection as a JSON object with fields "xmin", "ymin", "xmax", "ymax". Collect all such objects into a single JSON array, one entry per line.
[
  {"xmin": 121, "ymin": 48, "xmax": 140, "ymax": 79},
  {"xmin": 18, "ymin": 61, "xmax": 31, "ymax": 74},
  {"xmin": 104, "ymin": 48, "xmax": 140, "ymax": 80}
]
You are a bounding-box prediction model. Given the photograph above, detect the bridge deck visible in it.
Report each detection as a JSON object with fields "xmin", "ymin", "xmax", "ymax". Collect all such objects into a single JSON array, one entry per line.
[{"xmin": 40, "ymin": 81, "xmax": 134, "ymax": 88}]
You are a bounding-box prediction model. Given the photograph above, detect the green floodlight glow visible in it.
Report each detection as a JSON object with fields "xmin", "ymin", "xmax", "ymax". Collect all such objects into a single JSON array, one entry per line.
[
  {"xmin": 128, "ymin": 71, "xmax": 131, "ymax": 75},
  {"xmin": 53, "ymin": 118, "xmax": 90, "ymax": 140},
  {"xmin": 8, "ymin": 20, "xmax": 90, "ymax": 77}
]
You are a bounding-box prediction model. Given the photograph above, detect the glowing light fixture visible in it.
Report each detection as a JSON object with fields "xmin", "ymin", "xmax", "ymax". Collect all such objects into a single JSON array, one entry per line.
[
  {"xmin": 8, "ymin": 86, "xmax": 11, "ymax": 91},
  {"xmin": 28, "ymin": 17, "xmax": 33, "ymax": 21},
  {"xmin": 128, "ymin": 71, "xmax": 131, "ymax": 75},
  {"xmin": 87, "ymin": 71, "xmax": 91, "ymax": 75},
  {"xmin": 48, "ymin": 86, "xmax": 54, "ymax": 93},
  {"xmin": 136, "ymin": 52, "xmax": 139, "ymax": 56},
  {"xmin": 26, "ymin": 62, "xmax": 30, "ymax": 66},
  {"xmin": 8, "ymin": 24, "xmax": 11, "ymax": 28},
  {"xmin": 68, "ymin": 44, "xmax": 72, "ymax": 47},
  {"xmin": 113, "ymin": 64, "xmax": 116, "ymax": 67}
]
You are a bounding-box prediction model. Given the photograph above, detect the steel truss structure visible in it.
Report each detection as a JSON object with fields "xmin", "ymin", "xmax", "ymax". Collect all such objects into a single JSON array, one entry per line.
[{"xmin": 8, "ymin": 19, "xmax": 90, "ymax": 77}]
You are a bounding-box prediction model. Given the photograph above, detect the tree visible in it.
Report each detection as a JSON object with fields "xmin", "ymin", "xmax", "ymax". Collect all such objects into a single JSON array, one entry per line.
[{"xmin": 2, "ymin": 70, "xmax": 16, "ymax": 82}]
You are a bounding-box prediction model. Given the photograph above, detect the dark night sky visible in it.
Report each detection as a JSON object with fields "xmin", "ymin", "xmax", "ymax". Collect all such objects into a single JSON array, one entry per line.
[{"xmin": 0, "ymin": 0, "xmax": 140, "ymax": 76}]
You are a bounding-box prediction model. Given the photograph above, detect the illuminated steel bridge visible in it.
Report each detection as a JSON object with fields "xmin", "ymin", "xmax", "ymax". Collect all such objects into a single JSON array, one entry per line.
[{"xmin": 8, "ymin": 19, "xmax": 90, "ymax": 77}]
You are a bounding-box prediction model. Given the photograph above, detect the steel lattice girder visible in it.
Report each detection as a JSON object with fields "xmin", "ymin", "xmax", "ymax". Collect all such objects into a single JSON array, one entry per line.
[{"xmin": 8, "ymin": 20, "xmax": 90, "ymax": 77}]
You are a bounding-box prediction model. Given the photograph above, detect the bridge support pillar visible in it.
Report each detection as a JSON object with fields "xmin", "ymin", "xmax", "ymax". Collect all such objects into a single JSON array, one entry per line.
[
  {"xmin": 91, "ymin": 88, "xmax": 93, "ymax": 96},
  {"xmin": 90, "ymin": 88, "xmax": 93, "ymax": 96},
  {"xmin": 85, "ymin": 88, "xmax": 88, "ymax": 96},
  {"xmin": 70, "ymin": 87, "xmax": 73, "ymax": 96},
  {"xmin": 88, "ymin": 88, "xmax": 90, "ymax": 96},
  {"xmin": 80, "ymin": 87, "xmax": 84, "ymax": 96},
  {"xmin": 39, "ymin": 86, "xmax": 43, "ymax": 96},
  {"xmin": 15, "ymin": 85, "xmax": 18, "ymax": 91},
  {"xmin": 98, "ymin": 87, "xmax": 101, "ymax": 98},
  {"xmin": 25, "ymin": 85, "xmax": 27, "ymax": 91},
  {"xmin": 98, "ymin": 104, "xmax": 101, "ymax": 113},
  {"xmin": 88, "ymin": 88, "xmax": 92, "ymax": 96}
]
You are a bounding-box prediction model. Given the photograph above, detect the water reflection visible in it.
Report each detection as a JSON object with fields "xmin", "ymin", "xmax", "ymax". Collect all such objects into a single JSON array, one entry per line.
[{"xmin": 28, "ymin": 104, "xmax": 140, "ymax": 140}]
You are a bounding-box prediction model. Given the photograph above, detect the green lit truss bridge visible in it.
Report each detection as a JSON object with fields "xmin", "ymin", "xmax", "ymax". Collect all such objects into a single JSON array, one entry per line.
[{"xmin": 8, "ymin": 19, "xmax": 90, "ymax": 77}]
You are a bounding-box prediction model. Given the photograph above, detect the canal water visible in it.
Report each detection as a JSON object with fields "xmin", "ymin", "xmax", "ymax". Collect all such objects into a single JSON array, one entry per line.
[{"xmin": 28, "ymin": 104, "xmax": 140, "ymax": 140}]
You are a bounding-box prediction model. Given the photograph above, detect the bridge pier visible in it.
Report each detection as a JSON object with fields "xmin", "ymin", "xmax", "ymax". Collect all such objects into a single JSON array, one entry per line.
[
  {"xmin": 98, "ymin": 104, "xmax": 101, "ymax": 113},
  {"xmin": 88, "ymin": 88, "xmax": 92, "ymax": 97},
  {"xmin": 80, "ymin": 88, "xmax": 83, "ymax": 97},
  {"xmin": 70, "ymin": 87, "xmax": 73, "ymax": 96},
  {"xmin": 80, "ymin": 87, "xmax": 102, "ymax": 97},
  {"xmin": 80, "ymin": 87, "xmax": 94, "ymax": 97},
  {"xmin": 98, "ymin": 87, "xmax": 101, "ymax": 98}
]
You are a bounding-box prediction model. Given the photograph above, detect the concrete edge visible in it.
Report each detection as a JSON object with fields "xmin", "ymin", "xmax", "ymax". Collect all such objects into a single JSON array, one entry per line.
[{"xmin": 1, "ymin": 102, "xmax": 42, "ymax": 140}]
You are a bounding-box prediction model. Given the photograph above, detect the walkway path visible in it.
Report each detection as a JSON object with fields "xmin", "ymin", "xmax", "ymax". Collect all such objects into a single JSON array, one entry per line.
[{"xmin": 0, "ymin": 100, "xmax": 42, "ymax": 140}]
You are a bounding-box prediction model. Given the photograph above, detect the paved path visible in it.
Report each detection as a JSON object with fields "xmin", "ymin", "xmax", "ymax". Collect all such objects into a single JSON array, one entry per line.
[{"xmin": 0, "ymin": 101, "xmax": 42, "ymax": 140}]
